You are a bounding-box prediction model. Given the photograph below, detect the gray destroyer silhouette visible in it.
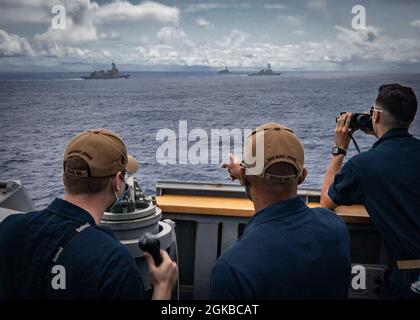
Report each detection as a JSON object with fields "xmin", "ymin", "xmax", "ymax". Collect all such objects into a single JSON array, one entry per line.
[
  {"xmin": 218, "ymin": 66, "xmax": 230, "ymax": 74},
  {"xmin": 248, "ymin": 63, "xmax": 281, "ymax": 76},
  {"xmin": 81, "ymin": 62, "xmax": 129, "ymax": 80}
]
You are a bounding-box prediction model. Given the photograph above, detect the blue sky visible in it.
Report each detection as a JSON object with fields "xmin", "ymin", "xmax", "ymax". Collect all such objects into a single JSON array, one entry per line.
[{"xmin": 1, "ymin": 0, "xmax": 420, "ymax": 71}]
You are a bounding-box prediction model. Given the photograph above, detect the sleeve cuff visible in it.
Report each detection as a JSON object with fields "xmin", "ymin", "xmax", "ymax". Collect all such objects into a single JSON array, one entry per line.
[{"xmin": 328, "ymin": 184, "xmax": 342, "ymax": 205}]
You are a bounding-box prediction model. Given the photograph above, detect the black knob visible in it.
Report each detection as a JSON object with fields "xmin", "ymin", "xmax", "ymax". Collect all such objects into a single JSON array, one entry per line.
[{"xmin": 138, "ymin": 233, "xmax": 163, "ymax": 266}]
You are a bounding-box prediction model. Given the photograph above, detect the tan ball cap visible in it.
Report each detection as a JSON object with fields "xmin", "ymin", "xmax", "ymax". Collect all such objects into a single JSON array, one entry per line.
[
  {"xmin": 63, "ymin": 128, "xmax": 139, "ymax": 178},
  {"xmin": 242, "ymin": 123, "xmax": 304, "ymax": 184}
]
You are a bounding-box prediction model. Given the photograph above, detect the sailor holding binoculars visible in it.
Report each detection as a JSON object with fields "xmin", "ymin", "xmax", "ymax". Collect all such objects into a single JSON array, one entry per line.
[{"xmin": 321, "ymin": 84, "xmax": 420, "ymax": 299}]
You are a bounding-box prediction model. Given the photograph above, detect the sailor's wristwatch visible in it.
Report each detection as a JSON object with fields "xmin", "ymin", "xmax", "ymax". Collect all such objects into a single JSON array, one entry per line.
[{"xmin": 332, "ymin": 146, "xmax": 347, "ymax": 156}]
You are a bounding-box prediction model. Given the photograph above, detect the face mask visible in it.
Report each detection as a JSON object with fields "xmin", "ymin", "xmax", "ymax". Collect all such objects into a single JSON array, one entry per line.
[{"xmin": 109, "ymin": 174, "xmax": 128, "ymax": 210}]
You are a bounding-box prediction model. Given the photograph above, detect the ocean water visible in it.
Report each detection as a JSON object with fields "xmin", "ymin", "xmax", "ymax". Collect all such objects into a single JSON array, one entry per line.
[{"xmin": 1, "ymin": 71, "xmax": 419, "ymax": 209}]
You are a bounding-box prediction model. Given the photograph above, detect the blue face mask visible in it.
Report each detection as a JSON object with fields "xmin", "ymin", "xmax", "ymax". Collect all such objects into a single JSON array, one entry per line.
[{"xmin": 109, "ymin": 174, "xmax": 128, "ymax": 210}]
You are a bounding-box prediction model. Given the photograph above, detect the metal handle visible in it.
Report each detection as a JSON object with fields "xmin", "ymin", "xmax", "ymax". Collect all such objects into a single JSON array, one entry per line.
[{"xmin": 138, "ymin": 233, "xmax": 163, "ymax": 266}]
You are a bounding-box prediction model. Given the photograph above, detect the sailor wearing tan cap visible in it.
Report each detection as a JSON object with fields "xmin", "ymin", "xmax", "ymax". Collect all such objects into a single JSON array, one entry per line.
[
  {"xmin": 0, "ymin": 129, "xmax": 177, "ymax": 299},
  {"xmin": 210, "ymin": 123, "xmax": 351, "ymax": 299}
]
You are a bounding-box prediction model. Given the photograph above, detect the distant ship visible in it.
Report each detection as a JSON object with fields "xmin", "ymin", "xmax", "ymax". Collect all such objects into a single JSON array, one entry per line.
[
  {"xmin": 81, "ymin": 62, "xmax": 129, "ymax": 80},
  {"xmin": 218, "ymin": 66, "xmax": 230, "ymax": 74},
  {"xmin": 248, "ymin": 64, "xmax": 281, "ymax": 76}
]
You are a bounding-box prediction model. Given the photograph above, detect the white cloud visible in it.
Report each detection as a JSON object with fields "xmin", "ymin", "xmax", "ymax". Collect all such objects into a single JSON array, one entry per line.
[
  {"xmin": 35, "ymin": 19, "xmax": 98, "ymax": 45},
  {"xmin": 0, "ymin": 0, "xmax": 180, "ymax": 24},
  {"xmin": 195, "ymin": 17, "xmax": 214, "ymax": 30},
  {"xmin": 0, "ymin": 0, "xmax": 99, "ymax": 25},
  {"xmin": 221, "ymin": 29, "xmax": 249, "ymax": 47},
  {"xmin": 0, "ymin": 7, "xmax": 50, "ymax": 24},
  {"xmin": 330, "ymin": 25, "xmax": 420, "ymax": 64},
  {"xmin": 0, "ymin": 29, "xmax": 33, "ymax": 57},
  {"xmin": 278, "ymin": 15, "xmax": 302, "ymax": 27},
  {"xmin": 1, "ymin": 1, "xmax": 420, "ymax": 71},
  {"xmin": 156, "ymin": 27, "xmax": 195, "ymax": 47},
  {"xmin": 134, "ymin": 44, "xmax": 192, "ymax": 66},
  {"xmin": 335, "ymin": 25, "xmax": 379, "ymax": 46},
  {"xmin": 410, "ymin": 20, "xmax": 420, "ymax": 29},
  {"xmin": 307, "ymin": 0, "xmax": 327, "ymax": 12},
  {"xmin": 185, "ymin": 3, "xmax": 226, "ymax": 13},
  {"xmin": 96, "ymin": 1, "xmax": 179, "ymax": 23},
  {"xmin": 4, "ymin": 21, "xmax": 420, "ymax": 70},
  {"xmin": 0, "ymin": 1, "xmax": 181, "ymax": 61},
  {"xmin": 15, "ymin": 1, "xmax": 181, "ymax": 46},
  {"xmin": 128, "ymin": 25, "xmax": 420, "ymax": 69},
  {"xmin": 185, "ymin": 2, "xmax": 251, "ymax": 13},
  {"xmin": 264, "ymin": 4, "xmax": 287, "ymax": 10},
  {"xmin": 101, "ymin": 49, "xmax": 112, "ymax": 58},
  {"xmin": 35, "ymin": 41, "xmax": 112, "ymax": 62},
  {"xmin": 99, "ymin": 30, "xmax": 121, "ymax": 41},
  {"xmin": 293, "ymin": 30, "xmax": 306, "ymax": 36}
]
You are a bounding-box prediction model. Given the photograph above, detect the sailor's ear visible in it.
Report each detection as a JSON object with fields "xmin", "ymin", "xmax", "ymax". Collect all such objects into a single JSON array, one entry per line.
[
  {"xmin": 111, "ymin": 171, "xmax": 123, "ymax": 192},
  {"xmin": 373, "ymin": 111, "xmax": 381, "ymax": 123},
  {"xmin": 297, "ymin": 168, "xmax": 307, "ymax": 185}
]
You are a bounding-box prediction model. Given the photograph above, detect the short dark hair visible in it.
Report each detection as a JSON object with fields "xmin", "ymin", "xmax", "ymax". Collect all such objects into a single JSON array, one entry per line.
[
  {"xmin": 266, "ymin": 162, "xmax": 297, "ymax": 177},
  {"xmin": 63, "ymin": 157, "xmax": 112, "ymax": 195},
  {"xmin": 259, "ymin": 162, "xmax": 298, "ymax": 186},
  {"xmin": 375, "ymin": 83, "xmax": 417, "ymax": 127}
]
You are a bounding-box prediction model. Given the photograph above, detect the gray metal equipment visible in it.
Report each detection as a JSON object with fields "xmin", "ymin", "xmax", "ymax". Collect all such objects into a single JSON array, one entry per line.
[
  {"xmin": 101, "ymin": 175, "xmax": 179, "ymax": 298},
  {"xmin": 0, "ymin": 180, "xmax": 36, "ymax": 222}
]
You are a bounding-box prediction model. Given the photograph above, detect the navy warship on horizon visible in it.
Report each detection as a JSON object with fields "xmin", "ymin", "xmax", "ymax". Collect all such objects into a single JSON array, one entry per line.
[
  {"xmin": 81, "ymin": 62, "xmax": 129, "ymax": 80},
  {"xmin": 218, "ymin": 66, "xmax": 230, "ymax": 74},
  {"xmin": 248, "ymin": 63, "xmax": 281, "ymax": 76}
]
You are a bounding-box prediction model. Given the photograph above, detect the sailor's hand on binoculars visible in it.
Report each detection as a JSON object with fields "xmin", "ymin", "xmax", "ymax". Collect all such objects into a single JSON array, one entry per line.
[
  {"xmin": 334, "ymin": 112, "xmax": 352, "ymax": 150},
  {"xmin": 145, "ymin": 250, "xmax": 178, "ymax": 300},
  {"xmin": 221, "ymin": 153, "xmax": 242, "ymax": 181}
]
